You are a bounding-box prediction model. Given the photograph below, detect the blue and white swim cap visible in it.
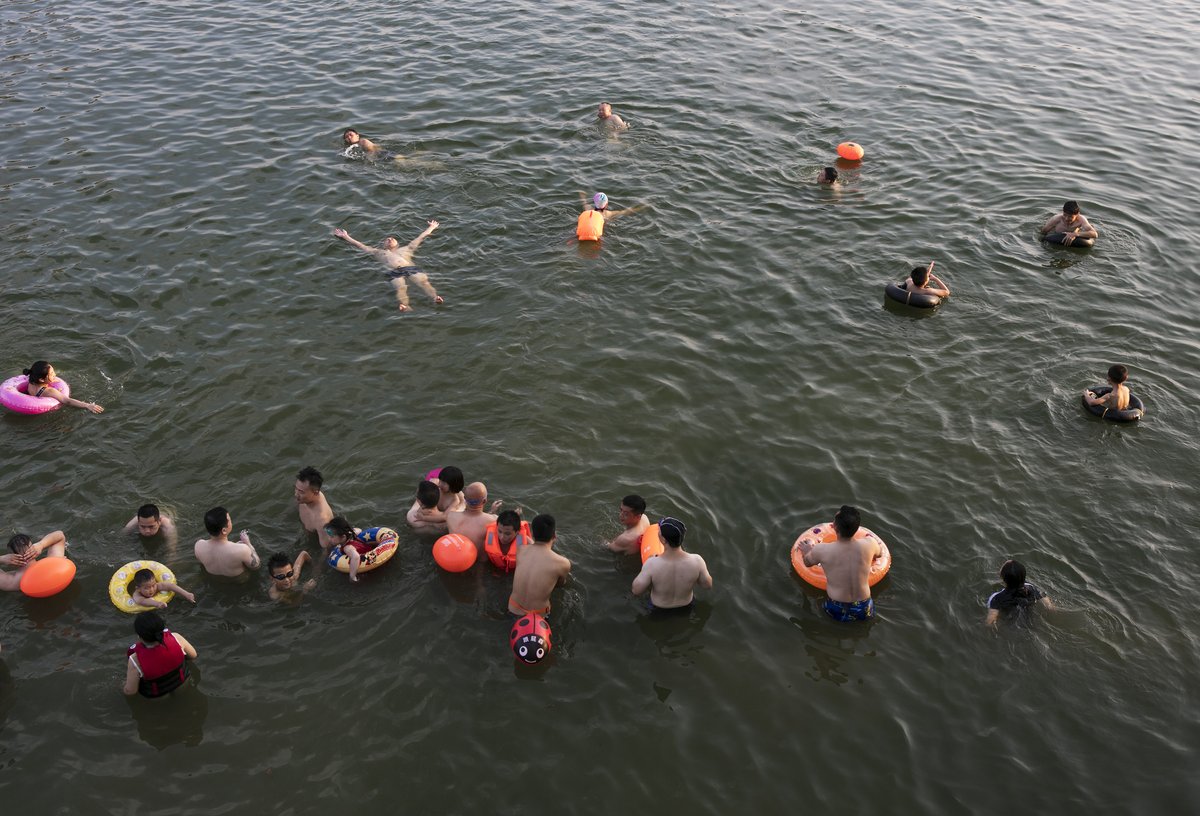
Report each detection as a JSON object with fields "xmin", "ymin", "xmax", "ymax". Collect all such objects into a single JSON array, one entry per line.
[{"xmin": 593, "ymin": 192, "xmax": 608, "ymax": 210}]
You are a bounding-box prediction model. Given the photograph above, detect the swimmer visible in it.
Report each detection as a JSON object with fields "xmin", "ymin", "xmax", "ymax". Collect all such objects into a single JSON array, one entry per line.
[
  {"xmin": 508, "ymin": 514, "xmax": 571, "ymax": 617},
  {"xmin": 488, "ymin": 509, "xmax": 530, "ymax": 571},
  {"xmin": 575, "ymin": 191, "xmax": 646, "ymax": 241},
  {"xmin": 816, "ymin": 167, "xmax": 839, "ymax": 185},
  {"xmin": 446, "ymin": 482, "xmax": 503, "ymax": 549},
  {"xmin": 124, "ymin": 504, "xmax": 177, "ymax": 540},
  {"xmin": 267, "ymin": 551, "xmax": 315, "ymax": 601},
  {"xmin": 294, "ymin": 466, "xmax": 335, "ymax": 549},
  {"xmin": 1083, "ymin": 364, "xmax": 1131, "ymax": 411},
  {"xmin": 406, "ymin": 480, "xmax": 447, "ymax": 533},
  {"xmin": 631, "ymin": 517, "xmax": 712, "ymax": 613},
  {"xmin": 986, "ymin": 559, "xmax": 1053, "ymax": 626},
  {"xmin": 902, "ymin": 261, "xmax": 950, "ymax": 298},
  {"xmin": 193, "ymin": 507, "xmax": 261, "ymax": 578},
  {"xmin": 130, "ymin": 568, "xmax": 196, "ymax": 609},
  {"xmin": 0, "ymin": 531, "xmax": 67, "ymax": 592},
  {"xmin": 325, "ymin": 517, "xmax": 376, "ymax": 582},
  {"xmin": 606, "ymin": 494, "xmax": 650, "ymax": 555},
  {"xmin": 332, "ymin": 221, "xmax": 444, "ymax": 312},
  {"xmin": 1041, "ymin": 200, "xmax": 1098, "ymax": 246},
  {"xmin": 795, "ymin": 505, "xmax": 881, "ymax": 622},
  {"xmin": 123, "ymin": 611, "xmax": 197, "ymax": 698},
  {"xmin": 18, "ymin": 361, "xmax": 103, "ymax": 413},
  {"xmin": 431, "ymin": 466, "xmax": 466, "ymax": 513},
  {"xmin": 342, "ymin": 128, "xmax": 381, "ymax": 154},
  {"xmin": 597, "ymin": 102, "xmax": 629, "ymax": 132}
]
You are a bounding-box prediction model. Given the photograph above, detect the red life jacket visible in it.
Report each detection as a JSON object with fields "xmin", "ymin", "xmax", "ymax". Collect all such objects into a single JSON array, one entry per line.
[
  {"xmin": 484, "ymin": 521, "xmax": 532, "ymax": 572},
  {"xmin": 576, "ymin": 210, "xmax": 605, "ymax": 241},
  {"xmin": 127, "ymin": 631, "xmax": 188, "ymax": 698}
]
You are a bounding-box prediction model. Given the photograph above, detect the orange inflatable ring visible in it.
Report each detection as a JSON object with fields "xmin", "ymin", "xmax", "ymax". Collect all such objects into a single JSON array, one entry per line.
[
  {"xmin": 433, "ymin": 533, "xmax": 477, "ymax": 573},
  {"xmin": 19, "ymin": 556, "xmax": 77, "ymax": 598},
  {"xmin": 639, "ymin": 523, "xmax": 664, "ymax": 563},
  {"xmin": 790, "ymin": 523, "xmax": 891, "ymax": 589},
  {"xmin": 837, "ymin": 142, "xmax": 865, "ymax": 161}
]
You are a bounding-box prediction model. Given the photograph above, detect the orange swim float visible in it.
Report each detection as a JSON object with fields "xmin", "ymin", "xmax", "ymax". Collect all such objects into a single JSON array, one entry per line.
[
  {"xmin": 837, "ymin": 142, "xmax": 865, "ymax": 161},
  {"xmin": 19, "ymin": 556, "xmax": 77, "ymax": 598},
  {"xmin": 790, "ymin": 523, "xmax": 891, "ymax": 589},
  {"xmin": 639, "ymin": 523, "xmax": 664, "ymax": 563},
  {"xmin": 433, "ymin": 533, "xmax": 477, "ymax": 573}
]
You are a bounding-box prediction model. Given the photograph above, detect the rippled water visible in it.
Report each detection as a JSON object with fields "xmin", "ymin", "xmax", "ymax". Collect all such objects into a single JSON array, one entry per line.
[{"xmin": 3, "ymin": 0, "xmax": 1200, "ymax": 812}]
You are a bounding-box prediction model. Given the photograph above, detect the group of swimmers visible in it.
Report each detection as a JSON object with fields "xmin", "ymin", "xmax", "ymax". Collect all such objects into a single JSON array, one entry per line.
[{"xmin": 2, "ymin": 101, "xmax": 1131, "ymax": 692}]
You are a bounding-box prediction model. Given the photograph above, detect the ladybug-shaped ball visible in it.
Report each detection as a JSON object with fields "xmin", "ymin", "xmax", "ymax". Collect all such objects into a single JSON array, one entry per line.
[{"xmin": 509, "ymin": 613, "xmax": 552, "ymax": 664}]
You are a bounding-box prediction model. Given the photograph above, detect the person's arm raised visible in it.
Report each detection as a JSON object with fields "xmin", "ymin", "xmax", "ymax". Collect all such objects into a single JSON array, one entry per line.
[
  {"xmin": 332, "ymin": 228, "xmax": 377, "ymax": 254},
  {"xmin": 404, "ymin": 220, "xmax": 439, "ymax": 252}
]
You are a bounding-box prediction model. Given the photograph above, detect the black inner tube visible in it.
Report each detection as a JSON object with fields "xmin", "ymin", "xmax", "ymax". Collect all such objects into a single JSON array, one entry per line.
[
  {"xmin": 1043, "ymin": 232, "xmax": 1095, "ymax": 248},
  {"xmin": 884, "ymin": 281, "xmax": 941, "ymax": 309},
  {"xmin": 1082, "ymin": 385, "xmax": 1144, "ymax": 422}
]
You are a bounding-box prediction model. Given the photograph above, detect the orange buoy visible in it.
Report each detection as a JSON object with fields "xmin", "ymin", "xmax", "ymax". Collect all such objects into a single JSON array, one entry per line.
[
  {"xmin": 790, "ymin": 523, "xmax": 891, "ymax": 589},
  {"xmin": 837, "ymin": 142, "xmax": 864, "ymax": 161},
  {"xmin": 639, "ymin": 523, "xmax": 664, "ymax": 563},
  {"xmin": 433, "ymin": 533, "xmax": 477, "ymax": 573},
  {"xmin": 19, "ymin": 556, "xmax": 77, "ymax": 598}
]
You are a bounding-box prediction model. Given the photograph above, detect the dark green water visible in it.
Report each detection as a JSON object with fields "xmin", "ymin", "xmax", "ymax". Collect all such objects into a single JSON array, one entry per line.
[{"xmin": 3, "ymin": 0, "xmax": 1199, "ymax": 812}]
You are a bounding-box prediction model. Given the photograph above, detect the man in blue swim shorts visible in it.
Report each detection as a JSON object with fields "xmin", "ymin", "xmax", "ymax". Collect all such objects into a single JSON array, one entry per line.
[{"xmin": 796, "ymin": 505, "xmax": 881, "ymax": 622}]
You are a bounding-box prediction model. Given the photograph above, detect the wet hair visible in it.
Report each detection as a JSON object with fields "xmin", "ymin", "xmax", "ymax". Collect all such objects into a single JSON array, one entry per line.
[
  {"xmin": 1063, "ymin": 200, "xmax": 1080, "ymax": 215},
  {"xmin": 326, "ymin": 516, "xmax": 355, "ymax": 539},
  {"xmin": 7, "ymin": 534, "xmax": 32, "ymax": 554},
  {"xmin": 415, "ymin": 480, "xmax": 440, "ymax": 509},
  {"xmin": 833, "ymin": 505, "xmax": 861, "ymax": 539},
  {"xmin": 267, "ymin": 553, "xmax": 291, "ymax": 571},
  {"xmin": 342, "ymin": 128, "xmax": 359, "ymax": 141},
  {"xmin": 821, "ymin": 167, "xmax": 838, "ymax": 182},
  {"xmin": 1000, "ymin": 559, "xmax": 1033, "ymax": 599},
  {"xmin": 911, "ymin": 266, "xmax": 930, "ymax": 287},
  {"xmin": 137, "ymin": 504, "xmax": 160, "ymax": 520},
  {"xmin": 438, "ymin": 466, "xmax": 465, "ymax": 494},
  {"xmin": 496, "ymin": 509, "xmax": 522, "ymax": 530},
  {"xmin": 133, "ymin": 568, "xmax": 155, "ymax": 588},
  {"xmin": 203, "ymin": 506, "xmax": 229, "ymax": 536},
  {"xmin": 531, "ymin": 513, "xmax": 556, "ymax": 542},
  {"xmin": 1108, "ymin": 364, "xmax": 1128, "ymax": 384},
  {"xmin": 134, "ymin": 611, "xmax": 167, "ymax": 644},
  {"xmin": 296, "ymin": 466, "xmax": 323, "ymax": 490},
  {"xmin": 622, "ymin": 495, "xmax": 646, "ymax": 515},
  {"xmin": 23, "ymin": 361, "xmax": 52, "ymax": 384}
]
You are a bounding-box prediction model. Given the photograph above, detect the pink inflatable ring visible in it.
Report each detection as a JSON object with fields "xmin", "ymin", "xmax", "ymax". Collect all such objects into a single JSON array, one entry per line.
[{"xmin": 1, "ymin": 375, "xmax": 70, "ymax": 415}]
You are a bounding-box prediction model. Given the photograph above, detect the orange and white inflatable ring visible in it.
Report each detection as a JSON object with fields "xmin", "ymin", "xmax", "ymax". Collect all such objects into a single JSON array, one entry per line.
[{"xmin": 790, "ymin": 523, "xmax": 891, "ymax": 590}]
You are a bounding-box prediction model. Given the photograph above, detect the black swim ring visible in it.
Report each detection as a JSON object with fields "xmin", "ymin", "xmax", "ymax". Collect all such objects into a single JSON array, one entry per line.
[
  {"xmin": 884, "ymin": 281, "xmax": 941, "ymax": 309},
  {"xmin": 1082, "ymin": 385, "xmax": 1144, "ymax": 423},
  {"xmin": 1043, "ymin": 232, "xmax": 1095, "ymax": 248}
]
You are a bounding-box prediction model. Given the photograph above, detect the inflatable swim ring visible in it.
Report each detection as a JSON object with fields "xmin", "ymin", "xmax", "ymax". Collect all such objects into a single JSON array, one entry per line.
[
  {"xmin": 0, "ymin": 375, "xmax": 70, "ymax": 415},
  {"xmin": 1043, "ymin": 232, "xmax": 1095, "ymax": 248},
  {"xmin": 884, "ymin": 281, "xmax": 942, "ymax": 309},
  {"xmin": 640, "ymin": 523, "xmax": 664, "ymax": 563},
  {"xmin": 837, "ymin": 142, "xmax": 865, "ymax": 161},
  {"xmin": 790, "ymin": 523, "xmax": 892, "ymax": 590},
  {"xmin": 19, "ymin": 556, "xmax": 76, "ymax": 598},
  {"xmin": 1082, "ymin": 385, "xmax": 1144, "ymax": 423},
  {"xmin": 109, "ymin": 560, "xmax": 175, "ymax": 613},
  {"xmin": 327, "ymin": 526, "xmax": 399, "ymax": 573}
]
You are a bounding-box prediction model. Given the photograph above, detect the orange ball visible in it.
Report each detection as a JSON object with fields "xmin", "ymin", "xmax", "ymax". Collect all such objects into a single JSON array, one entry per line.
[
  {"xmin": 433, "ymin": 533, "xmax": 477, "ymax": 573},
  {"xmin": 639, "ymin": 524, "xmax": 664, "ymax": 563},
  {"xmin": 837, "ymin": 142, "xmax": 864, "ymax": 161},
  {"xmin": 20, "ymin": 557, "xmax": 76, "ymax": 598}
]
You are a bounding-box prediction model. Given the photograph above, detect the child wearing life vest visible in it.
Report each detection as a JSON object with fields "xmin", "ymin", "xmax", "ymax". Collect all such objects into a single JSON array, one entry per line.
[{"xmin": 123, "ymin": 611, "xmax": 197, "ymax": 698}]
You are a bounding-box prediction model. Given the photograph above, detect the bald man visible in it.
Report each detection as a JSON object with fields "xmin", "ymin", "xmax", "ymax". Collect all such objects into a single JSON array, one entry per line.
[{"xmin": 445, "ymin": 482, "xmax": 503, "ymax": 549}]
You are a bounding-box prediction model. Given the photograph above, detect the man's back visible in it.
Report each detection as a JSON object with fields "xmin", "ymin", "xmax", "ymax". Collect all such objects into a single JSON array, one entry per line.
[
  {"xmin": 814, "ymin": 537, "xmax": 879, "ymax": 603},
  {"xmin": 642, "ymin": 550, "xmax": 711, "ymax": 608},
  {"xmin": 194, "ymin": 537, "xmax": 253, "ymax": 578},
  {"xmin": 446, "ymin": 511, "xmax": 495, "ymax": 549},
  {"xmin": 510, "ymin": 543, "xmax": 570, "ymax": 614}
]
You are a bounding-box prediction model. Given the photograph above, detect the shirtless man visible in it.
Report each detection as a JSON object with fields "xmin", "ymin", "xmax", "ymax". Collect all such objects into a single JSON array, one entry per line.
[
  {"xmin": 332, "ymin": 220, "xmax": 444, "ymax": 311},
  {"xmin": 0, "ymin": 531, "xmax": 67, "ymax": 592},
  {"xmin": 407, "ymin": 466, "xmax": 466, "ymax": 531},
  {"xmin": 123, "ymin": 504, "xmax": 177, "ymax": 540},
  {"xmin": 606, "ymin": 494, "xmax": 650, "ymax": 555},
  {"xmin": 446, "ymin": 482, "xmax": 503, "ymax": 549},
  {"xmin": 631, "ymin": 517, "xmax": 712, "ymax": 613},
  {"xmin": 342, "ymin": 129, "xmax": 381, "ymax": 154},
  {"xmin": 294, "ymin": 466, "xmax": 335, "ymax": 549},
  {"xmin": 194, "ymin": 507, "xmax": 261, "ymax": 578},
  {"xmin": 816, "ymin": 167, "xmax": 839, "ymax": 185},
  {"xmin": 597, "ymin": 102, "xmax": 629, "ymax": 132},
  {"xmin": 796, "ymin": 505, "xmax": 881, "ymax": 622},
  {"xmin": 902, "ymin": 261, "xmax": 950, "ymax": 298},
  {"xmin": 1041, "ymin": 200, "xmax": 1099, "ymax": 246},
  {"xmin": 508, "ymin": 514, "xmax": 572, "ymax": 617},
  {"xmin": 407, "ymin": 481, "xmax": 447, "ymax": 533},
  {"xmin": 1084, "ymin": 364, "xmax": 1131, "ymax": 411},
  {"xmin": 267, "ymin": 551, "xmax": 316, "ymax": 602}
]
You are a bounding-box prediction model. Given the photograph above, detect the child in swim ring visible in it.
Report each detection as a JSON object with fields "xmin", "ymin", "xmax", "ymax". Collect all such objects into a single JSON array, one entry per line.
[
  {"xmin": 903, "ymin": 262, "xmax": 950, "ymax": 298},
  {"xmin": 1083, "ymin": 364, "xmax": 1131, "ymax": 412},
  {"xmin": 132, "ymin": 568, "xmax": 196, "ymax": 609},
  {"xmin": 325, "ymin": 516, "xmax": 372, "ymax": 583}
]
